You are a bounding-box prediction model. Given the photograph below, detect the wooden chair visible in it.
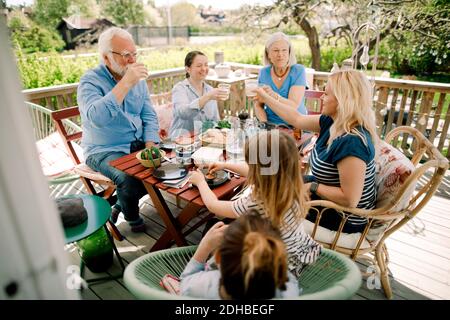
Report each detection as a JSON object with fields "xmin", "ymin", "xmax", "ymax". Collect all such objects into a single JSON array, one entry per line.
[
  {"xmin": 306, "ymin": 126, "xmax": 449, "ymax": 299},
  {"xmin": 51, "ymin": 106, "xmax": 124, "ymax": 241},
  {"xmin": 51, "ymin": 106, "xmax": 117, "ymax": 200},
  {"xmin": 51, "ymin": 92, "xmax": 172, "ymax": 197},
  {"xmin": 305, "ymin": 90, "xmax": 324, "ymax": 115}
]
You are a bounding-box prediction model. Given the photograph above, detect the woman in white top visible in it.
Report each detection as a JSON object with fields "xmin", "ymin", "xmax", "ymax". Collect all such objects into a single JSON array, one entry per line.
[{"xmin": 169, "ymin": 51, "xmax": 225, "ymax": 140}]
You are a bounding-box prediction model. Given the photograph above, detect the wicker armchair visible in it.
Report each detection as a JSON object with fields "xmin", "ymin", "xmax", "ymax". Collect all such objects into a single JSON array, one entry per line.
[
  {"xmin": 123, "ymin": 245, "xmax": 362, "ymax": 300},
  {"xmin": 306, "ymin": 126, "xmax": 449, "ymax": 299}
]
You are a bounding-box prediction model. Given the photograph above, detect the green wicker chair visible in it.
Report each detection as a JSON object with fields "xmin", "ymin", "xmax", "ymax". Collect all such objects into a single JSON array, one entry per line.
[
  {"xmin": 124, "ymin": 246, "xmax": 362, "ymax": 300},
  {"xmin": 27, "ymin": 101, "xmax": 81, "ymax": 185}
]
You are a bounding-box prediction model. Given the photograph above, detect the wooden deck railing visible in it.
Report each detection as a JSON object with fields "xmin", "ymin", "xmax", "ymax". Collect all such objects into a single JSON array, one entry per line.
[{"xmin": 23, "ymin": 62, "xmax": 450, "ymax": 160}]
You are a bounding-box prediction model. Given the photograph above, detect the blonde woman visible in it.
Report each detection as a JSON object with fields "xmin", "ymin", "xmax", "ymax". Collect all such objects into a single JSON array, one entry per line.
[
  {"xmin": 189, "ymin": 130, "xmax": 322, "ymax": 277},
  {"xmin": 254, "ymin": 69, "xmax": 378, "ymax": 233},
  {"xmin": 254, "ymin": 32, "xmax": 308, "ymax": 127}
]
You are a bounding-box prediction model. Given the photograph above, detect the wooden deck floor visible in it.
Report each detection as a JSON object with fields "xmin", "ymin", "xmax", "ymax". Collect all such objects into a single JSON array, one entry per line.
[{"xmin": 55, "ymin": 172, "xmax": 450, "ymax": 300}]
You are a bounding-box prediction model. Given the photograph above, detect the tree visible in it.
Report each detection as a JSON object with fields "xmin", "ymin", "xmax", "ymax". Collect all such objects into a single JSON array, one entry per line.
[
  {"xmin": 68, "ymin": 0, "xmax": 98, "ymax": 18},
  {"xmin": 33, "ymin": 0, "xmax": 69, "ymax": 28},
  {"xmin": 8, "ymin": 11, "xmax": 64, "ymax": 53},
  {"xmin": 324, "ymin": 0, "xmax": 449, "ymax": 73},
  {"xmin": 101, "ymin": 0, "xmax": 145, "ymax": 26},
  {"xmin": 143, "ymin": 3, "xmax": 163, "ymax": 26},
  {"xmin": 33, "ymin": 0, "xmax": 95, "ymax": 28},
  {"xmin": 167, "ymin": 2, "xmax": 200, "ymax": 27},
  {"xmin": 241, "ymin": 0, "xmax": 449, "ymax": 72},
  {"xmin": 241, "ymin": 1, "xmax": 323, "ymax": 70}
]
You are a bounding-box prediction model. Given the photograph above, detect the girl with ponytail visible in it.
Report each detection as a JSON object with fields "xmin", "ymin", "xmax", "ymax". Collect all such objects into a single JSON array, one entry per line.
[
  {"xmin": 180, "ymin": 213, "xmax": 299, "ymax": 299},
  {"xmin": 189, "ymin": 130, "xmax": 322, "ymax": 277}
]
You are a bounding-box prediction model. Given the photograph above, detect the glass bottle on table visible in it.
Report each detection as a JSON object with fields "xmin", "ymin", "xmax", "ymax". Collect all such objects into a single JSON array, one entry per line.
[{"xmin": 244, "ymin": 118, "xmax": 258, "ymax": 139}]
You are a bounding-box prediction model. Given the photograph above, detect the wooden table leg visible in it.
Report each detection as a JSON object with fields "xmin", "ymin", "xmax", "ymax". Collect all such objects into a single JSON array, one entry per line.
[
  {"xmin": 149, "ymin": 201, "xmax": 203, "ymax": 252},
  {"xmin": 149, "ymin": 185, "xmax": 242, "ymax": 252},
  {"xmin": 143, "ymin": 181, "xmax": 187, "ymax": 248}
]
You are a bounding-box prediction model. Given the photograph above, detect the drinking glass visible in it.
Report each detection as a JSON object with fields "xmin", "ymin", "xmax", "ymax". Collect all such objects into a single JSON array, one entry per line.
[
  {"xmin": 136, "ymin": 54, "xmax": 149, "ymax": 81},
  {"xmin": 245, "ymin": 79, "xmax": 258, "ymax": 115},
  {"xmin": 244, "ymin": 79, "xmax": 258, "ymax": 98},
  {"xmin": 217, "ymin": 83, "xmax": 230, "ymax": 101}
]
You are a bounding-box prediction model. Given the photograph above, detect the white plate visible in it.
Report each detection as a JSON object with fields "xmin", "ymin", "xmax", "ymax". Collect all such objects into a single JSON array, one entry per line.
[{"xmin": 160, "ymin": 142, "xmax": 176, "ymax": 150}]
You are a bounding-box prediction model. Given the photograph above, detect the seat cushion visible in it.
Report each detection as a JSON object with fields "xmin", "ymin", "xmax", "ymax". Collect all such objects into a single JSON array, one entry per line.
[
  {"xmin": 74, "ymin": 163, "xmax": 113, "ymax": 184},
  {"xmin": 36, "ymin": 132, "xmax": 84, "ymax": 177},
  {"xmin": 302, "ymin": 219, "xmax": 371, "ymax": 250},
  {"xmin": 375, "ymin": 141, "xmax": 417, "ymax": 211}
]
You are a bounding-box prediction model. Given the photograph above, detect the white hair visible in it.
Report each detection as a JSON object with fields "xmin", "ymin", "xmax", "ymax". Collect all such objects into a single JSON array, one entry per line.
[
  {"xmin": 263, "ymin": 32, "xmax": 297, "ymax": 66},
  {"xmin": 98, "ymin": 27, "xmax": 134, "ymax": 63}
]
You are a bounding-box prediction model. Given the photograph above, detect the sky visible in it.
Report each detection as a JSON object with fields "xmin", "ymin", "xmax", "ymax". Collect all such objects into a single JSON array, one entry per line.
[{"xmin": 6, "ymin": 0, "xmax": 275, "ymax": 10}]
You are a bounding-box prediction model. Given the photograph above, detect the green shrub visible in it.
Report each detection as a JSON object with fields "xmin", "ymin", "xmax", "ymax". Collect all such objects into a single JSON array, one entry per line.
[
  {"xmin": 317, "ymin": 45, "xmax": 353, "ymax": 72},
  {"xmin": 8, "ymin": 13, "xmax": 64, "ymax": 54},
  {"xmin": 386, "ymin": 33, "xmax": 449, "ymax": 75}
]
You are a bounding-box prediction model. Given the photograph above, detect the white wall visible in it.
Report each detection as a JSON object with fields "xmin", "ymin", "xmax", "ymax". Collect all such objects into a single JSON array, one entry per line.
[{"xmin": 0, "ymin": 20, "xmax": 79, "ymax": 299}]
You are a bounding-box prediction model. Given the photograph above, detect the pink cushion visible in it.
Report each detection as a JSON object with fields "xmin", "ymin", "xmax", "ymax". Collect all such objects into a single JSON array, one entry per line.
[
  {"xmin": 153, "ymin": 102, "xmax": 173, "ymax": 139},
  {"xmin": 375, "ymin": 141, "xmax": 416, "ymax": 211},
  {"xmin": 36, "ymin": 132, "xmax": 84, "ymax": 177},
  {"xmin": 74, "ymin": 163, "xmax": 113, "ymax": 184}
]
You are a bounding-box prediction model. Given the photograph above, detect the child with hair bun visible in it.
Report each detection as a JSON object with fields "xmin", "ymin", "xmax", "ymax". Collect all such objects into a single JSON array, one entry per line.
[{"xmin": 180, "ymin": 213, "xmax": 299, "ymax": 299}]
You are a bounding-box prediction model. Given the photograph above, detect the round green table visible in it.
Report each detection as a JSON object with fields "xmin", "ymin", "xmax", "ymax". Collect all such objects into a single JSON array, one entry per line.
[
  {"xmin": 63, "ymin": 194, "xmax": 111, "ymax": 244},
  {"xmin": 61, "ymin": 194, "xmax": 125, "ymax": 282}
]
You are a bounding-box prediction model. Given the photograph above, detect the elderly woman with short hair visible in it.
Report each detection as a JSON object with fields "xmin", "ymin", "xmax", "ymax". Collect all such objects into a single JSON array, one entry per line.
[{"xmin": 254, "ymin": 32, "xmax": 308, "ymax": 127}]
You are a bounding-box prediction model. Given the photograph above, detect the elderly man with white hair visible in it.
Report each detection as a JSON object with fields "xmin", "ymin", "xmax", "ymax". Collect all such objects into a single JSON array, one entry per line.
[{"xmin": 77, "ymin": 27, "xmax": 160, "ymax": 232}]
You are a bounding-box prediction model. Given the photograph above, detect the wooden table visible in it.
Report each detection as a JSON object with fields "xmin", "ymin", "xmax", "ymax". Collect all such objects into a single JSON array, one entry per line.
[
  {"xmin": 206, "ymin": 73, "xmax": 258, "ymax": 118},
  {"xmin": 109, "ymin": 151, "xmax": 246, "ymax": 252}
]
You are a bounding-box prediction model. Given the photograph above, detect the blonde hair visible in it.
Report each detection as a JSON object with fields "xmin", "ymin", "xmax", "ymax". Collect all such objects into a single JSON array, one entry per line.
[
  {"xmin": 219, "ymin": 213, "xmax": 289, "ymax": 299},
  {"xmin": 244, "ymin": 130, "xmax": 308, "ymax": 228},
  {"xmin": 263, "ymin": 32, "xmax": 297, "ymax": 67},
  {"xmin": 327, "ymin": 70, "xmax": 378, "ymax": 147}
]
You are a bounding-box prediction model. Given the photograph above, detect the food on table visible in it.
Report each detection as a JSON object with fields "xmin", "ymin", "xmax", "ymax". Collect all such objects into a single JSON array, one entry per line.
[
  {"xmin": 205, "ymin": 171, "xmax": 216, "ymax": 180},
  {"xmin": 200, "ymin": 128, "xmax": 226, "ymax": 146},
  {"xmin": 141, "ymin": 146, "xmax": 161, "ymax": 160},
  {"xmin": 202, "ymin": 120, "xmax": 215, "ymax": 132},
  {"xmin": 217, "ymin": 120, "xmax": 231, "ymax": 129}
]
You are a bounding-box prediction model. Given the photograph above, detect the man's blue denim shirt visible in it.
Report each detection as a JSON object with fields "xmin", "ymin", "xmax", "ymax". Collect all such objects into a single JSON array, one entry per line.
[{"xmin": 77, "ymin": 63, "xmax": 160, "ymax": 158}]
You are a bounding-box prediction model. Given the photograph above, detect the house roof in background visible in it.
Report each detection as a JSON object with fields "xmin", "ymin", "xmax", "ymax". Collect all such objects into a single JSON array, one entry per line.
[{"xmin": 59, "ymin": 16, "xmax": 112, "ymax": 30}]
